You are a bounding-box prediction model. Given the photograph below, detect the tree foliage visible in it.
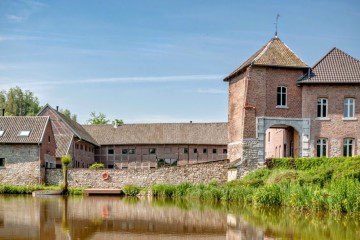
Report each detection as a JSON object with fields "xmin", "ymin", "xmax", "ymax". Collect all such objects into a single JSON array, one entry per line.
[
  {"xmin": 87, "ymin": 111, "xmax": 110, "ymax": 124},
  {"xmin": 60, "ymin": 108, "xmax": 77, "ymax": 122},
  {"xmin": 0, "ymin": 86, "xmax": 41, "ymax": 116},
  {"xmin": 112, "ymin": 119, "xmax": 124, "ymax": 125}
]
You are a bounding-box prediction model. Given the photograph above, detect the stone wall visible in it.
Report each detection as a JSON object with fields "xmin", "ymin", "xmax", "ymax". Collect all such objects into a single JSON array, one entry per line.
[
  {"xmin": 0, "ymin": 144, "xmax": 39, "ymax": 164},
  {"xmin": 0, "ymin": 162, "xmax": 41, "ymax": 185},
  {"xmin": 46, "ymin": 160, "xmax": 229, "ymax": 188}
]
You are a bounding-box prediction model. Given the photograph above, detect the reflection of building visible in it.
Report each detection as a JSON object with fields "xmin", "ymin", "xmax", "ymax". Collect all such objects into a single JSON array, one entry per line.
[
  {"xmin": 83, "ymin": 123, "xmax": 228, "ymax": 168},
  {"xmin": 225, "ymin": 36, "xmax": 360, "ymax": 178}
]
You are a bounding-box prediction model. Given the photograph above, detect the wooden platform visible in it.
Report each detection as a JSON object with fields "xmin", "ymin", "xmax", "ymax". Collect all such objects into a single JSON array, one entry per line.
[{"xmin": 84, "ymin": 188, "xmax": 123, "ymax": 196}]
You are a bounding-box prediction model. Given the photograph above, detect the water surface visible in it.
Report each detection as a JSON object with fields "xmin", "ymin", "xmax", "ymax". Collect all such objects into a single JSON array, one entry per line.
[{"xmin": 0, "ymin": 195, "xmax": 359, "ymax": 239}]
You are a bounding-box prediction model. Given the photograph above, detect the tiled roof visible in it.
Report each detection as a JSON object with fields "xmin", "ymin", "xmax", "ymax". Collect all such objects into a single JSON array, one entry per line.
[
  {"xmin": 224, "ymin": 37, "xmax": 308, "ymax": 81},
  {"xmin": 83, "ymin": 123, "xmax": 228, "ymax": 145},
  {"xmin": 0, "ymin": 116, "xmax": 49, "ymax": 143},
  {"xmin": 54, "ymin": 134, "xmax": 73, "ymax": 158},
  {"xmin": 38, "ymin": 104, "xmax": 98, "ymax": 146},
  {"xmin": 298, "ymin": 47, "xmax": 360, "ymax": 84}
]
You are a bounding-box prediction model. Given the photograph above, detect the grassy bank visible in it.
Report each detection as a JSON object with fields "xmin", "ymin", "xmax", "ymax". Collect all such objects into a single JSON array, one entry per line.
[
  {"xmin": 132, "ymin": 157, "xmax": 360, "ymax": 213},
  {"xmin": 0, "ymin": 185, "xmax": 84, "ymax": 195}
]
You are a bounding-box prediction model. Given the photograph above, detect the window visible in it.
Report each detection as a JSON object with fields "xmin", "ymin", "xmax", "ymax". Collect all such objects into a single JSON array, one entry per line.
[
  {"xmin": 80, "ymin": 145, "xmax": 83, "ymax": 150},
  {"xmin": 48, "ymin": 136, "xmax": 51, "ymax": 143},
  {"xmin": 194, "ymin": 148, "xmax": 198, "ymax": 154},
  {"xmin": 184, "ymin": 148, "xmax": 189, "ymax": 154},
  {"xmin": 149, "ymin": 148, "xmax": 156, "ymax": 154},
  {"xmin": 122, "ymin": 149, "xmax": 128, "ymax": 154},
  {"xmin": 0, "ymin": 158, "xmax": 4, "ymax": 167},
  {"xmin": 203, "ymin": 148, "xmax": 207, "ymax": 154},
  {"xmin": 128, "ymin": 149, "xmax": 135, "ymax": 154},
  {"xmin": 223, "ymin": 149, "xmax": 227, "ymax": 154},
  {"xmin": 85, "ymin": 146, "xmax": 88, "ymax": 151},
  {"xmin": 268, "ymin": 132, "xmax": 270, "ymax": 142},
  {"xmin": 316, "ymin": 138, "xmax": 327, "ymax": 157},
  {"xmin": 18, "ymin": 130, "xmax": 30, "ymax": 137},
  {"xmin": 344, "ymin": 98, "xmax": 355, "ymax": 118},
  {"xmin": 212, "ymin": 149, "xmax": 217, "ymax": 154},
  {"xmin": 277, "ymin": 86, "xmax": 287, "ymax": 107},
  {"xmin": 75, "ymin": 144, "xmax": 79, "ymax": 149},
  {"xmin": 317, "ymin": 98, "xmax": 328, "ymax": 118},
  {"xmin": 0, "ymin": 130, "xmax": 4, "ymax": 137},
  {"xmin": 108, "ymin": 149, "xmax": 114, "ymax": 154},
  {"xmin": 343, "ymin": 138, "xmax": 354, "ymax": 157}
]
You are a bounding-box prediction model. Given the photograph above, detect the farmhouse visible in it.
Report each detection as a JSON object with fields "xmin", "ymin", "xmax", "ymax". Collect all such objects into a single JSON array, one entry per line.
[
  {"xmin": 83, "ymin": 122, "xmax": 228, "ymax": 169},
  {"xmin": 0, "ymin": 116, "xmax": 56, "ymax": 183},
  {"xmin": 225, "ymin": 36, "xmax": 360, "ymax": 179}
]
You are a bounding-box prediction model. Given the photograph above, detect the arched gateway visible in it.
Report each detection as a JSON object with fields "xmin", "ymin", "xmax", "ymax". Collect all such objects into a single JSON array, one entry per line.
[{"xmin": 224, "ymin": 36, "xmax": 310, "ymax": 180}]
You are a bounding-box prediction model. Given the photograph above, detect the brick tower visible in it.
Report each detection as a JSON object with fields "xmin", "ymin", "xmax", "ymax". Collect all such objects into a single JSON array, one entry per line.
[{"xmin": 224, "ymin": 36, "xmax": 310, "ymax": 179}]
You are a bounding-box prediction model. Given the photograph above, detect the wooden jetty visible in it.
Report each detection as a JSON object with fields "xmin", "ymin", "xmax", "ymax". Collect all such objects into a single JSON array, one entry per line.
[
  {"xmin": 84, "ymin": 188, "xmax": 123, "ymax": 196},
  {"xmin": 32, "ymin": 190, "xmax": 63, "ymax": 197}
]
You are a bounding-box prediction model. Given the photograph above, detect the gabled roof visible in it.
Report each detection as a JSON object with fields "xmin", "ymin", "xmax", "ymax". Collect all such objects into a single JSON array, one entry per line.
[
  {"xmin": 83, "ymin": 122, "xmax": 228, "ymax": 145},
  {"xmin": 224, "ymin": 36, "xmax": 308, "ymax": 81},
  {"xmin": 54, "ymin": 134, "xmax": 73, "ymax": 158},
  {"xmin": 298, "ymin": 47, "xmax": 360, "ymax": 84},
  {"xmin": 37, "ymin": 104, "xmax": 98, "ymax": 146},
  {"xmin": 0, "ymin": 116, "xmax": 50, "ymax": 144}
]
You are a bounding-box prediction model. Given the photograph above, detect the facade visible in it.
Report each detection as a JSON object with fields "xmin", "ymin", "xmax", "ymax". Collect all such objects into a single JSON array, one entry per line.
[
  {"xmin": 225, "ymin": 36, "xmax": 360, "ymax": 179},
  {"xmin": 0, "ymin": 116, "xmax": 56, "ymax": 183},
  {"xmin": 38, "ymin": 104, "xmax": 99, "ymax": 168},
  {"xmin": 83, "ymin": 123, "xmax": 228, "ymax": 169}
]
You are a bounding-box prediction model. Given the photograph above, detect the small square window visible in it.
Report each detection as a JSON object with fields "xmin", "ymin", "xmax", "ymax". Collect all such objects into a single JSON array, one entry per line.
[
  {"xmin": 212, "ymin": 149, "xmax": 217, "ymax": 154},
  {"xmin": 184, "ymin": 148, "xmax": 188, "ymax": 154},
  {"xmin": 149, "ymin": 148, "xmax": 156, "ymax": 154},
  {"xmin": 18, "ymin": 130, "xmax": 30, "ymax": 137},
  {"xmin": 0, "ymin": 158, "xmax": 4, "ymax": 167},
  {"xmin": 122, "ymin": 149, "xmax": 128, "ymax": 154},
  {"xmin": 129, "ymin": 149, "xmax": 135, "ymax": 154},
  {"xmin": 108, "ymin": 149, "xmax": 114, "ymax": 154},
  {"xmin": 75, "ymin": 144, "xmax": 79, "ymax": 149},
  {"xmin": 80, "ymin": 145, "xmax": 83, "ymax": 150},
  {"xmin": 223, "ymin": 149, "xmax": 227, "ymax": 154},
  {"xmin": 203, "ymin": 148, "xmax": 207, "ymax": 154},
  {"xmin": 194, "ymin": 148, "xmax": 198, "ymax": 154},
  {"xmin": 0, "ymin": 130, "xmax": 4, "ymax": 137}
]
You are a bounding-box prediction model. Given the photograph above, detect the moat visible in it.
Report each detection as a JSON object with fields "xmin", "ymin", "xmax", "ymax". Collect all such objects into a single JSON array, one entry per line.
[{"xmin": 0, "ymin": 195, "xmax": 359, "ymax": 239}]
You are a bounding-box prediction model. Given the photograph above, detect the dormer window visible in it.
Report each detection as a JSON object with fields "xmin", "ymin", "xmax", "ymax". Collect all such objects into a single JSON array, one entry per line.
[
  {"xmin": 0, "ymin": 130, "xmax": 4, "ymax": 136},
  {"xmin": 277, "ymin": 86, "xmax": 287, "ymax": 107},
  {"xmin": 18, "ymin": 130, "xmax": 30, "ymax": 137}
]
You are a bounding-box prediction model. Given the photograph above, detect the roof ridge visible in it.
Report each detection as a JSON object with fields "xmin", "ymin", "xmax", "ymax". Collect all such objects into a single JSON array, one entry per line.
[{"xmin": 252, "ymin": 38, "xmax": 274, "ymax": 63}]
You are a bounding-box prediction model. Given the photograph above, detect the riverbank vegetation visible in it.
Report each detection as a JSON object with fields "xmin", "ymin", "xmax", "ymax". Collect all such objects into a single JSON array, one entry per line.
[
  {"xmin": 132, "ymin": 157, "xmax": 360, "ymax": 213},
  {"xmin": 0, "ymin": 185, "xmax": 84, "ymax": 195}
]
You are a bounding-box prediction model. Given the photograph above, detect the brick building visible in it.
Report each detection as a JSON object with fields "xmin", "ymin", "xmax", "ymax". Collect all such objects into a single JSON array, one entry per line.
[
  {"xmin": 38, "ymin": 104, "xmax": 99, "ymax": 168},
  {"xmin": 0, "ymin": 116, "xmax": 56, "ymax": 183},
  {"xmin": 225, "ymin": 36, "xmax": 360, "ymax": 179},
  {"xmin": 83, "ymin": 123, "xmax": 228, "ymax": 169}
]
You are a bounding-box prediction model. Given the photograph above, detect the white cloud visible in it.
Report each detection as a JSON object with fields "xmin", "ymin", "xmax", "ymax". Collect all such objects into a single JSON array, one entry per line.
[
  {"xmin": 3, "ymin": 74, "xmax": 225, "ymax": 86},
  {"xmin": 6, "ymin": 0, "xmax": 46, "ymax": 23}
]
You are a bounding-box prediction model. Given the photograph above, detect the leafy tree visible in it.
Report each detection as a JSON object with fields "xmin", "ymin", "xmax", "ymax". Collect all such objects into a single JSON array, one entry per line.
[
  {"xmin": 87, "ymin": 111, "xmax": 110, "ymax": 124},
  {"xmin": 0, "ymin": 86, "xmax": 41, "ymax": 116},
  {"xmin": 60, "ymin": 108, "xmax": 77, "ymax": 122},
  {"xmin": 112, "ymin": 119, "xmax": 124, "ymax": 125},
  {"xmin": 61, "ymin": 154, "xmax": 72, "ymax": 195}
]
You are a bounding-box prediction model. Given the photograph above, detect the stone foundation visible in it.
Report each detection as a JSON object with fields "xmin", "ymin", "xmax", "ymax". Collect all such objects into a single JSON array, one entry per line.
[
  {"xmin": 0, "ymin": 162, "xmax": 41, "ymax": 185},
  {"xmin": 45, "ymin": 160, "xmax": 229, "ymax": 188}
]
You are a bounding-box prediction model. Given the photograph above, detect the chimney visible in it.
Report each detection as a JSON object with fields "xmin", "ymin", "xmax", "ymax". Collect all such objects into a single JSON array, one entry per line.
[
  {"xmin": 2, "ymin": 109, "xmax": 4, "ymax": 116},
  {"xmin": 56, "ymin": 106, "xmax": 59, "ymax": 112},
  {"xmin": 190, "ymin": 121, "xmax": 193, "ymax": 123}
]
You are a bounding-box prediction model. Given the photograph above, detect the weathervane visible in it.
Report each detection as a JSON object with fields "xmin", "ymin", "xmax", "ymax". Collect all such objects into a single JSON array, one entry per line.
[{"xmin": 275, "ymin": 14, "xmax": 280, "ymax": 37}]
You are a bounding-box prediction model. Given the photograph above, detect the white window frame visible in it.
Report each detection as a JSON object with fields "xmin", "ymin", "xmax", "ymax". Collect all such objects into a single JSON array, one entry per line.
[
  {"xmin": 343, "ymin": 138, "xmax": 354, "ymax": 157},
  {"xmin": 316, "ymin": 138, "xmax": 327, "ymax": 157},
  {"xmin": 317, "ymin": 98, "xmax": 328, "ymax": 118},
  {"xmin": 18, "ymin": 130, "xmax": 30, "ymax": 137},
  {"xmin": 344, "ymin": 98, "xmax": 355, "ymax": 118},
  {"xmin": 0, "ymin": 130, "xmax": 4, "ymax": 137},
  {"xmin": 277, "ymin": 86, "xmax": 287, "ymax": 107}
]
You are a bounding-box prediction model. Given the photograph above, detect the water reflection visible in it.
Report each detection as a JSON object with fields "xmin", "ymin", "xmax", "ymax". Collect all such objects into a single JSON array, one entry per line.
[{"xmin": 0, "ymin": 195, "xmax": 359, "ymax": 239}]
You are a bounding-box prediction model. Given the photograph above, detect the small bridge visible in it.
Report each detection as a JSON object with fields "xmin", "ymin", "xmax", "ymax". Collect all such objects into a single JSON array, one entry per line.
[{"xmin": 84, "ymin": 188, "xmax": 123, "ymax": 196}]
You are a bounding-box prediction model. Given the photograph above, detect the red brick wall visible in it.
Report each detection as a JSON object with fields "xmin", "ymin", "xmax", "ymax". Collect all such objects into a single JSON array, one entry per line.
[
  {"xmin": 73, "ymin": 140, "xmax": 95, "ymax": 168},
  {"xmin": 302, "ymin": 84, "xmax": 360, "ymax": 156},
  {"xmin": 39, "ymin": 119, "xmax": 56, "ymax": 164}
]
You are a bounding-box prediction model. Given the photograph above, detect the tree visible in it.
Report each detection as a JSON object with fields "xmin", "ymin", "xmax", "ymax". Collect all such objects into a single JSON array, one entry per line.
[
  {"xmin": 61, "ymin": 154, "xmax": 72, "ymax": 195},
  {"xmin": 0, "ymin": 86, "xmax": 41, "ymax": 116},
  {"xmin": 60, "ymin": 108, "xmax": 77, "ymax": 122},
  {"xmin": 112, "ymin": 119, "xmax": 124, "ymax": 125},
  {"xmin": 87, "ymin": 111, "xmax": 110, "ymax": 124}
]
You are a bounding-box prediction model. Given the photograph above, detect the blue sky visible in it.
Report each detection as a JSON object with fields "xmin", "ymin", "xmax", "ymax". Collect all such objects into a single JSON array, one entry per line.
[{"xmin": 1, "ymin": 0, "xmax": 359, "ymax": 123}]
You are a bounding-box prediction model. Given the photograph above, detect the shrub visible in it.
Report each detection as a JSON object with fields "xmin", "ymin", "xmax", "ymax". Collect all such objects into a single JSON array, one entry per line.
[
  {"xmin": 123, "ymin": 185, "xmax": 142, "ymax": 196},
  {"xmin": 151, "ymin": 184, "xmax": 176, "ymax": 198},
  {"xmin": 253, "ymin": 185, "xmax": 282, "ymax": 206},
  {"xmin": 89, "ymin": 163, "xmax": 105, "ymax": 169}
]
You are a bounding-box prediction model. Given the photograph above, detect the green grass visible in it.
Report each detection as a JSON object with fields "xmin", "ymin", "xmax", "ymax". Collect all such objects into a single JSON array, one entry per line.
[
  {"xmin": 0, "ymin": 184, "xmax": 84, "ymax": 195},
  {"xmin": 148, "ymin": 156, "xmax": 360, "ymax": 213}
]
